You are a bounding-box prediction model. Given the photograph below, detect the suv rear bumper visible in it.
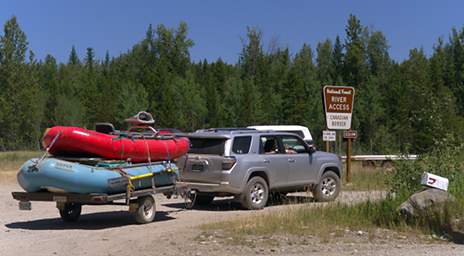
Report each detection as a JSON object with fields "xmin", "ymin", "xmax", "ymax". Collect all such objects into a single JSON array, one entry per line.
[{"xmin": 177, "ymin": 181, "xmax": 241, "ymax": 194}]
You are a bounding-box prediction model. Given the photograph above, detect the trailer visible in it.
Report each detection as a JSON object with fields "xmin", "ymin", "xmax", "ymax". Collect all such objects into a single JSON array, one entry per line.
[{"xmin": 12, "ymin": 173, "xmax": 191, "ymax": 224}]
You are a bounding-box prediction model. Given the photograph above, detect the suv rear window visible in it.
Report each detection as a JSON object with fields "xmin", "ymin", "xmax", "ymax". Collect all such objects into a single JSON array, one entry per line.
[
  {"xmin": 232, "ymin": 136, "xmax": 251, "ymax": 154},
  {"xmin": 189, "ymin": 138, "xmax": 226, "ymax": 155}
]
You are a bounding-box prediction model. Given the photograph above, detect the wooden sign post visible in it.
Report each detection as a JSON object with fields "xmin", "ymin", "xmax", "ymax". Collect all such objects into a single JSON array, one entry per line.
[
  {"xmin": 343, "ymin": 130, "xmax": 357, "ymax": 183},
  {"xmin": 322, "ymin": 130, "xmax": 336, "ymax": 152},
  {"xmin": 323, "ymin": 85, "xmax": 356, "ymax": 183}
]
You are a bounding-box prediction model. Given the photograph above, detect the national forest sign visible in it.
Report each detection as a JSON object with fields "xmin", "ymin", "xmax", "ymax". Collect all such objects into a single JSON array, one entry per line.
[{"xmin": 323, "ymin": 85, "xmax": 355, "ymax": 130}]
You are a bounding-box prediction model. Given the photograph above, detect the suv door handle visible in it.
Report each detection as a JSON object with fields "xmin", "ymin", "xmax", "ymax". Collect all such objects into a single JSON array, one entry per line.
[
  {"xmin": 288, "ymin": 159, "xmax": 295, "ymax": 163},
  {"xmin": 263, "ymin": 159, "xmax": 270, "ymax": 163}
]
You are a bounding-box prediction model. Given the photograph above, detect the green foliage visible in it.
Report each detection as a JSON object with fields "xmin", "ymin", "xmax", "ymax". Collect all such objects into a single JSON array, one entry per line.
[
  {"xmin": 203, "ymin": 142, "xmax": 464, "ymax": 241},
  {"xmin": 0, "ymin": 16, "xmax": 45, "ymax": 149},
  {"xmin": 388, "ymin": 138, "xmax": 464, "ymax": 196},
  {"xmin": 0, "ymin": 15, "xmax": 463, "ymax": 153}
]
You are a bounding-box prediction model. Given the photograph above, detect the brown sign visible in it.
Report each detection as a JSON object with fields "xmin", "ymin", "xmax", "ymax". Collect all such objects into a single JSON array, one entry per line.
[
  {"xmin": 343, "ymin": 130, "xmax": 357, "ymax": 139},
  {"xmin": 323, "ymin": 85, "xmax": 355, "ymax": 130}
]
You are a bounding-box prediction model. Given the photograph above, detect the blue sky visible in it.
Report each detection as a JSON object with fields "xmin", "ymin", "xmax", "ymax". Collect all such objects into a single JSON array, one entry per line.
[{"xmin": 1, "ymin": 1, "xmax": 463, "ymax": 64}]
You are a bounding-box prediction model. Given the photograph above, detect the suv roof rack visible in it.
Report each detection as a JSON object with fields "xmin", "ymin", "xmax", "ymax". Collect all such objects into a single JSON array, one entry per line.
[
  {"xmin": 195, "ymin": 128, "xmax": 256, "ymax": 133},
  {"xmin": 193, "ymin": 128, "xmax": 285, "ymax": 136}
]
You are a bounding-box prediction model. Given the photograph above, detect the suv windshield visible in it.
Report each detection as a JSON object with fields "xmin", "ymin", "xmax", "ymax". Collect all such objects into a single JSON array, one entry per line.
[
  {"xmin": 280, "ymin": 135, "xmax": 307, "ymax": 154},
  {"xmin": 189, "ymin": 138, "xmax": 226, "ymax": 155}
]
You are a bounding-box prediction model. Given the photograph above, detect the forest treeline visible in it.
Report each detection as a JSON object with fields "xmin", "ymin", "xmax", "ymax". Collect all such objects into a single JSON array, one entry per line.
[{"xmin": 0, "ymin": 15, "xmax": 463, "ymax": 154}]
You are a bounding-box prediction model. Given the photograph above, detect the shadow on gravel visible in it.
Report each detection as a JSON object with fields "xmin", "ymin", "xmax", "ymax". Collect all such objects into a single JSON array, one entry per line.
[
  {"xmin": 5, "ymin": 210, "xmax": 175, "ymax": 230},
  {"xmin": 163, "ymin": 195, "xmax": 316, "ymax": 211},
  {"xmin": 276, "ymin": 195, "xmax": 315, "ymax": 205},
  {"xmin": 164, "ymin": 198, "xmax": 243, "ymax": 211}
]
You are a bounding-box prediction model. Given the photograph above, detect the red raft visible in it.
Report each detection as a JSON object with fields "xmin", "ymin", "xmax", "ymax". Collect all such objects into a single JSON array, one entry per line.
[{"xmin": 42, "ymin": 126, "xmax": 189, "ymax": 163}]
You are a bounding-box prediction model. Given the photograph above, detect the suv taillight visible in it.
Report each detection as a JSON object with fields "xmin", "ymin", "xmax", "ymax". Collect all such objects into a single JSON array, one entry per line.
[{"xmin": 222, "ymin": 157, "xmax": 236, "ymax": 170}]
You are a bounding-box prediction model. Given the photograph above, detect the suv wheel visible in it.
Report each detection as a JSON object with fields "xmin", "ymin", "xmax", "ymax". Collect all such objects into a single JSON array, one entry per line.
[
  {"xmin": 313, "ymin": 171, "xmax": 341, "ymax": 202},
  {"xmin": 240, "ymin": 176, "xmax": 269, "ymax": 210}
]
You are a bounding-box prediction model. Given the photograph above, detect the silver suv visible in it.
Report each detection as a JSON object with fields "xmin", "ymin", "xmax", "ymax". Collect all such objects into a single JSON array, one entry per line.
[{"xmin": 179, "ymin": 128, "xmax": 342, "ymax": 210}]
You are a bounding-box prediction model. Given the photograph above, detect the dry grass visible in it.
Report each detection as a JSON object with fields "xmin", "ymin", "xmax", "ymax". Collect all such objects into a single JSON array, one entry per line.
[
  {"xmin": 0, "ymin": 151, "xmax": 41, "ymax": 183},
  {"xmin": 0, "ymin": 151, "xmax": 42, "ymax": 172},
  {"xmin": 200, "ymin": 197, "xmax": 419, "ymax": 245},
  {"xmin": 342, "ymin": 161, "xmax": 389, "ymax": 191},
  {"xmin": 200, "ymin": 151, "xmax": 464, "ymax": 245}
]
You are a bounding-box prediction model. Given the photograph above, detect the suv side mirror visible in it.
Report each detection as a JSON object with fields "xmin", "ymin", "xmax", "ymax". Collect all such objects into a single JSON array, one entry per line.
[{"xmin": 307, "ymin": 145, "xmax": 316, "ymax": 154}]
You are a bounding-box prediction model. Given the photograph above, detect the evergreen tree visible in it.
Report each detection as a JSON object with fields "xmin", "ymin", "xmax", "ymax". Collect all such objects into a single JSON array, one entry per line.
[
  {"xmin": 316, "ymin": 39, "xmax": 334, "ymax": 84},
  {"xmin": 332, "ymin": 35, "xmax": 344, "ymax": 84},
  {"xmin": 0, "ymin": 17, "xmax": 44, "ymax": 149},
  {"xmin": 40, "ymin": 54, "xmax": 59, "ymax": 127},
  {"xmin": 68, "ymin": 46, "xmax": 80, "ymax": 65}
]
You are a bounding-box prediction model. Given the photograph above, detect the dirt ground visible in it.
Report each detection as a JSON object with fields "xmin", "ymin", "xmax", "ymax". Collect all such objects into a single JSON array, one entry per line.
[{"xmin": 1, "ymin": 176, "xmax": 463, "ymax": 256}]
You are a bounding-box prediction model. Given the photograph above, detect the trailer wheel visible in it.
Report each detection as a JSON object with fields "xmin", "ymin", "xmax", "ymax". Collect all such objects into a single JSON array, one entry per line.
[
  {"xmin": 59, "ymin": 203, "xmax": 82, "ymax": 222},
  {"xmin": 134, "ymin": 196, "xmax": 156, "ymax": 224}
]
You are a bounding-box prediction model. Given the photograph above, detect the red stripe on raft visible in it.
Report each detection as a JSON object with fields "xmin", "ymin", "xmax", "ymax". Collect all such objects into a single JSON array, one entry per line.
[{"xmin": 42, "ymin": 126, "xmax": 189, "ymax": 163}]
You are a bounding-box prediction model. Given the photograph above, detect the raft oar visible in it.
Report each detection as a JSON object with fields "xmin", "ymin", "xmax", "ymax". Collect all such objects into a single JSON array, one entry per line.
[{"xmin": 30, "ymin": 130, "xmax": 62, "ymax": 171}]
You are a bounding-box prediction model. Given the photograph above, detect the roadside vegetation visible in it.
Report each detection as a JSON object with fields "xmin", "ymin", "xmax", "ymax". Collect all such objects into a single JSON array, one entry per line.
[
  {"xmin": 202, "ymin": 142, "xmax": 464, "ymax": 243},
  {"xmin": 0, "ymin": 15, "xmax": 464, "ymax": 155},
  {"xmin": 0, "ymin": 151, "xmax": 41, "ymax": 172},
  {"xmin": 0, "ymin": 151, "xmax": 41, "ymax": 182},
  {"xmin": 342, "ymin": 161, "xmax": 389, "ymax": 191}
]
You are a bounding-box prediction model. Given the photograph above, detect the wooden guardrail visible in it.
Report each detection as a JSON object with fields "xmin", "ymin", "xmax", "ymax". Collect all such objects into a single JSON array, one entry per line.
[
  {"xmin": 340, "ymin": 155, "xmax": 418, "ymax": 161},
  {"xmin": 340, "ymin": 155, "xmax": 418, "ymax": 168}
]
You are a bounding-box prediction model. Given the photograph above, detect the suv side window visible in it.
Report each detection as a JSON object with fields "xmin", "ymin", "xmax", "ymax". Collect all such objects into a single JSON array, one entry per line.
[
  {"xmin": 282, "ymin": 130, "xmax": 305, "ymax": 139},
  {"xmin": 260, "ymin": 136, "xmax": 282, "ymax": 154},
  {"xmin": 280, "ymin": 135, "xmax": 308, "ymax": 154},
  {"xmin": 232, "ymin": 136, "xmax": 252, "ymax": 154}
]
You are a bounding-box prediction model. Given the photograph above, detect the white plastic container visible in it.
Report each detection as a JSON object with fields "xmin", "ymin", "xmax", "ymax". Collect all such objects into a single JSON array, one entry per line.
[{"xmin": 421, "ymin": 172, "xmax": 449, "ymax": 191}]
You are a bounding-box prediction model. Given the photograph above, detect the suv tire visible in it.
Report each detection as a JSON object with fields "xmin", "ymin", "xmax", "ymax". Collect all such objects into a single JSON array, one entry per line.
[
  {"xmin": 240, "ymin": 176, "xmax": 269, "ymax": 210},
  {"xmin": 313, "ymin": 171, "xmax": 341, "ymax": 202}
]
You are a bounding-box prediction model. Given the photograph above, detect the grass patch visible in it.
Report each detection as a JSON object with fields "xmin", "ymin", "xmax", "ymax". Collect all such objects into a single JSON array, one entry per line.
[
  {"xmin": 342, "ymin": 162, "xmax": 389, "ymax": 191},
  {"xmin": 202, "ymin": 194, "xmax": 464, "ymax": 244},
  {"xmin": 202, "ymin": 196, "xmax": 410, "ymax": 238},
  {"xmin": 0, "ymin": 151, "xmax": 42, "ymax": 172},
  {"xmin": 202, "ymin": 144, "xmax": 464, "ymax": 244}
]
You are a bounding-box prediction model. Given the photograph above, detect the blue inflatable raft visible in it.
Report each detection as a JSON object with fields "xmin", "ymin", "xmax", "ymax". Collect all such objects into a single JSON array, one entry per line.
[{"xmin": 17, "ymin": 158, "xmax": 178, "ymax": 194}]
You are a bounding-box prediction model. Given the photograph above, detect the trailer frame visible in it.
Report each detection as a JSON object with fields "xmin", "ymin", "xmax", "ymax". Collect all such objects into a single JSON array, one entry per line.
[{"xmin": 11, "ymin": 184, "xmax": 182, "ymax": 224}]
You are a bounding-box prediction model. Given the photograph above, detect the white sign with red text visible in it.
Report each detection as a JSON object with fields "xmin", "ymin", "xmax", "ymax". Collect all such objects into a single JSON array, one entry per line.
[{"xmin": 421, "ymin": 172, "xmax": 449, "ymax": 191}]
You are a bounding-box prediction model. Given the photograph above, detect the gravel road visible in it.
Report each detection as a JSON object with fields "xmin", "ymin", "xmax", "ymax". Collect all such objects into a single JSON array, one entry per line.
[{"xmin": 1, "ymin": 181, "xmax": 462, "ymax": 256}]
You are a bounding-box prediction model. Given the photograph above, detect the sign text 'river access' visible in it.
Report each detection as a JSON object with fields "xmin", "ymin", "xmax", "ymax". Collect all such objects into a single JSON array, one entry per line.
[{"xmin": 323, "ymin": 85, "xmax": 355, "ymax": 130}]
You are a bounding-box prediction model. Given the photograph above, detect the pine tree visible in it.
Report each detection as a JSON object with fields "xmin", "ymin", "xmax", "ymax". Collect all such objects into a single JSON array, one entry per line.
[
  {"xmin": 53, "ymin": 48, "xmax": 85, "ymax": 126},
  {"xmin": 0, "ymin": 16, "xmax": 44, "ymax": 149},
  {"xmin": 332, "ymin": 36, "xmax": 344, "ymax": 84},
  {"xmin": 344, "ymin": 14, "xmax": 367, "ymax": 87},
  {"xmin": 68, "ymin": 46, "xmax": 80, "ymax": 65},
  {"xmin": 81, "ymin": 47, "xmax": 99, "ymax": 127},
  {"xmin": 40, "ymin": 54, "xmax": 59, "ymax": 127},
  {"xmin": 316, "ymin": 39, "xmax": 334, "ymax": 84}
]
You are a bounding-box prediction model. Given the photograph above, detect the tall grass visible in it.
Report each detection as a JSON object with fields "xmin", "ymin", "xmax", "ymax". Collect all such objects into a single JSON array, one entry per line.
[
  {"xmin": 0, "ymin": 151, "xmax": 42, "ymax": 172},
  {"xmin": 202, "ymin": 142, "xmax": 464, "ymax": 241},
  {"xmin": 342, "ymin": 162, "xmax": 389, "ymax": 191}
]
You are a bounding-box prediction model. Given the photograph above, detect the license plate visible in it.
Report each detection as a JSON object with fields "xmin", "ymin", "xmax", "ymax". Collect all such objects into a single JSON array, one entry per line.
[
  {"xmin": 19, "ymin": 201, "xmax": 31, "ymax": 210},
  {"xmin": 191, "ymin": 164, "xmax": 204, "ymax": 172}
]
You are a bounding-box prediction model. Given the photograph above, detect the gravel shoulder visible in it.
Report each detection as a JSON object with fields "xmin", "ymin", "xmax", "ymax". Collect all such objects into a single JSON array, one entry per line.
[{"xmin": 1, "ymin": 181, "xmax": 462, "ymax": 256}]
